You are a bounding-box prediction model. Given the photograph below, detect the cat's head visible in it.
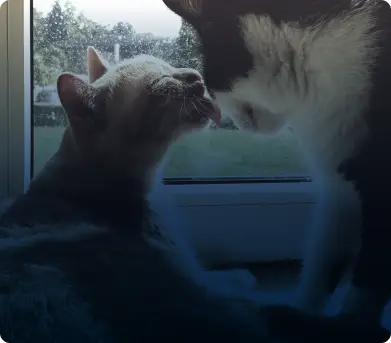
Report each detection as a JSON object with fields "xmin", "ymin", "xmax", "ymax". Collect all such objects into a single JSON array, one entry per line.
[
  {"xmin": 163, "ymin": 0, "xmax": 372, "ymax": 135},
  {"xmin": 44, "ymin": 47, "xmax": 221, "ymax": 191},
  {"xmin": 162, "ymin": 0, "xmax": 295, "ymax": 134}
]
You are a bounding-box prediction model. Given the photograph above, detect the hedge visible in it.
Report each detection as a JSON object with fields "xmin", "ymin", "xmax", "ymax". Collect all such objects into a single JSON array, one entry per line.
[{"xmin": 33, "ymin": 105, "xmax": 238, "ymax": 130}]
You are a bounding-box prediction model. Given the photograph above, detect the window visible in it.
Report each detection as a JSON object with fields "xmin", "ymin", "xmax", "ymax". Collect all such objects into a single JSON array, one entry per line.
[
  {"xmin": 31, "ymin": 0, "xmax": 312, "ymax": 180},
  {"xmin": 0, "ymin": 0, "xmax": 317, "ymax": 264}
]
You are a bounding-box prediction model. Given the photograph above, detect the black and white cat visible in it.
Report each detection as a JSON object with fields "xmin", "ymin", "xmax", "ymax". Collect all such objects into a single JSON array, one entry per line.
[{"xmin": 163, "ymin": 0, "xmax": 391, "ymax": 327}]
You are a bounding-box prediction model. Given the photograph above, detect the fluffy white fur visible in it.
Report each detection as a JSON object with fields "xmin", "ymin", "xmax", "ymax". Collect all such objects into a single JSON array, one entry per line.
[{"xmin": 211, "ymin": 8, "xmax": 379, "ymax": 314}]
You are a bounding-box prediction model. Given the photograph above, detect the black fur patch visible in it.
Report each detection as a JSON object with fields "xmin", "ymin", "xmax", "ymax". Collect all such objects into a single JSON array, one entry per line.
[
  {"xmin": 198, "ymin": 17, "xmax": 254, "ymax": 92},
  {"xmin": 183, "ymin": 0, "xmax": 381, "ymax": 92}
]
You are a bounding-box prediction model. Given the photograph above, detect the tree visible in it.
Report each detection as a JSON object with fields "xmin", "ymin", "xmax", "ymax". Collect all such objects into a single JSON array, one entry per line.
[
  {"xmin": 109, "ymin": 22, "xmax": 136, "ymax": 59},
  {"xmin": 33, "ymin": 1, "xmax": 181, "ymax": 86},
  {"xmin": 33, "ymin": 8, "xmax": 47, "ymax": 51},
  {"xmin": 34, "ymin": 46, "xmax": 68, "ymax": 86},
  {"xmin": 151, "ymin": 37, "xmax": 177, "ymax": 62},
  {"xmin": 33, "ymin": 7, "xmax": 67, "ymax": 86},
  {"xmin": 45, "ymin": 0, "xmax": 67, "ymax": 44},
  {"xmin": 63, "ymin": 0, "xmax": 77, "ymax": 28},
  {"xmin": 111, "ymin": 22, "xmax": 135, "ymax": 41},
  {"xmin": 33, "ymin": 8, "xmax": 46, "ymax": 86},
  {"xmin": 175, "ymin": 19, "xmax": 202, "ymax": 71}
]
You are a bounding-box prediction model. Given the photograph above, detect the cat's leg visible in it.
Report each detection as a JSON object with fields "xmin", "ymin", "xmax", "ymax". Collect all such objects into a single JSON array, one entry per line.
[
  {"xmin": 265, "ymin": 304, "xmax": 390, "ymax": 343},
  {"xmin": 296, "ymin": 176, "xmax": 361, "ymax": 314},
  {"xmin": 229, "ymin": 105, "xmax": 287, "ymax": 134},
  {"xmin": 150, "ymin": 157, "xmax": 261, "ymax": 295},
  {"xmin": 341, "ymin": 284, "xmax": 389, "ymax": 325},
  {"xmin": 340, "ymin": 191, "xmax": 391, "ymax": 326}
]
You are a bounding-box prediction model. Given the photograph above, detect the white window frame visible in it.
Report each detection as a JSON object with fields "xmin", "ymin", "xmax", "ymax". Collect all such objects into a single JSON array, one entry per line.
[
  {"xmin": 0, "ymin": 0, "xmax": 31, "ymax": 199},
  {"xmin": 0, "ymin": 0, "xmax": 317, "ymax": 265}
]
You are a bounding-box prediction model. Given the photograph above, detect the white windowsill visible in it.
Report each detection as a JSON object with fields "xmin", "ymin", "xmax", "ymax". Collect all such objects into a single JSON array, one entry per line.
[
  {"xmin": 163, "ymin": 182, "xmax": 318, "ymax": 265},
  {"xmin": 167, "ymin": 181, "xmax": 319, "ymax": 206}
]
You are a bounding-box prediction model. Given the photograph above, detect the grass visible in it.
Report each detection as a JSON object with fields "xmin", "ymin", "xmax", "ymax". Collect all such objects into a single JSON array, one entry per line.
[{"xmin": 33, "ymin": 126, "xmax": 311, "ymax": 178}]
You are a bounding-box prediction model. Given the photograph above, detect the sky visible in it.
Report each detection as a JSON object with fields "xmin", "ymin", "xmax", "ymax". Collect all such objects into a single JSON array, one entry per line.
[{"xmin": 33, "ymin": 0, "xmax": 182, "ymax": 37}]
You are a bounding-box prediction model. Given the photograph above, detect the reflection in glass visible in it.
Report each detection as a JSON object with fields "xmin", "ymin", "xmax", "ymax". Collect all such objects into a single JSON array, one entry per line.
[{"xmin": 32, "ymin": 0, "xmax": 310, "ymax": 178}]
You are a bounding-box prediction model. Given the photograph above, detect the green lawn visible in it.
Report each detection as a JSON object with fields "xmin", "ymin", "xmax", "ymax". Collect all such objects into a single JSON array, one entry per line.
[{"xmin": 33, "ymin": 126, "xmax": 311, "ymax": 178}]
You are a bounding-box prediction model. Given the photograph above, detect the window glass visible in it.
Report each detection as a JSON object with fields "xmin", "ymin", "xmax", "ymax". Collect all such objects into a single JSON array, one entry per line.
[{"xmin": 33, "ymin": 0, "xmax": 311, "ymax": 179}]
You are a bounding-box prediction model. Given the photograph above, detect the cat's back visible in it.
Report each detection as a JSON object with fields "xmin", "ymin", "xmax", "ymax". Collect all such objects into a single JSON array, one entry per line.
[
  {"xmin": 0, "ymin": 223, "xmax": 112, "ymax": 343},
  {"xmin": 0, "ymin": 195, "xmax": 125, "ymax": 342},
  {"xmin": 0, "ymin": 198, "xmax": 275, "ymax": 343}
]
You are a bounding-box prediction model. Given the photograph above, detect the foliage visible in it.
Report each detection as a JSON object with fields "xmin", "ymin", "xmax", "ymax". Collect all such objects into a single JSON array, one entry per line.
[
  {"xmin": 174, "ymin": 19, "xmax": 202, "ymax": 71},
  {"xmin": 33, "ymin": 1, "xmax": 234, "ymax": 128},
  {"xmin": 33, "ymin": 1, "xmax": 201, "ymax": 83}
]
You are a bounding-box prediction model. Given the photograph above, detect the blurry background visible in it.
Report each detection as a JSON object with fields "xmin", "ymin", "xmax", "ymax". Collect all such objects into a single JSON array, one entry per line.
[{"xmin": 33, "ymin": 0, "xmax": 311, "ymax": 179}]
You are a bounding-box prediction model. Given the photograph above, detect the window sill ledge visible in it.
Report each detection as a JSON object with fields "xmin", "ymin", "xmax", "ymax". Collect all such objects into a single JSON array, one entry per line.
[
  {"xmin": 161, "ymin": 181, "xmax": 319, "ymax": 265},
  {"xmin": 166, "ymin": 181, "xmax": 319, "ymax": 207}
]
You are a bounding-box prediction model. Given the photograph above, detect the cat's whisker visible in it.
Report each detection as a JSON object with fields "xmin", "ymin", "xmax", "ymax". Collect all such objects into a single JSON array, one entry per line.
[
  {"xmin": 183, "ymin": 97, "xmax": 192, "ymax": 120},
  {"xmin": 191, "ymin": 98, "xmax": 213, "ymax": 120},
  {"xmin": 195, "ymin": 100, "xmax": 212, "ymax": 115},
  {"xmin": 177, "ymin": 98, "xmax": 185, "ymax": 126},
  {"xmin": 190, "ymin": 99, "xmax": 208, "ymax": 121}
]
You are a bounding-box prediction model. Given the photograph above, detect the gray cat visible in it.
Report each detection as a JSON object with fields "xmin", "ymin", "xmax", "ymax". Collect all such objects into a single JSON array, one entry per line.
[
  {"xmin": 163, "ymin": 0, "xmax": 391, "ymax": 333},
  {"xmin": 0, "ymin": 47, "xmax": 250, "ymax": 342}
]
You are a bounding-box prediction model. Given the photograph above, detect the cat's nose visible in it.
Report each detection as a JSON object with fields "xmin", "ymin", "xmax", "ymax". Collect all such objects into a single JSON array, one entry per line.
[
  {"xmin": 173, "ymin": 72, "xmax": 202, "ymax": 84},
  {"xmin": 186, "ymin": 81, "xmax": 205, "ymax": 97},
  {"xmin": 174, "ymin": 71, "xmax": 205, "ymax": 97}
]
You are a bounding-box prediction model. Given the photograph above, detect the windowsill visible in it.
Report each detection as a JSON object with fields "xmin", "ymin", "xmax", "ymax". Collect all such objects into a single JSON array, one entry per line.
[
  {"xmin": 166, "ymin": 180, "xmax": 319, "ymax": 206},
  {"xmin": 161, "ymin": 181, "xmax": 319, "ymax": 265}
]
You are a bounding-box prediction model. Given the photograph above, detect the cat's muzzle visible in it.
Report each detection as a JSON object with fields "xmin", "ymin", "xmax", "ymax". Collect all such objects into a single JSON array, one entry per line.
[{"xmin": 185, "ymin": 81, "xmax": 205, "ymax": 97}]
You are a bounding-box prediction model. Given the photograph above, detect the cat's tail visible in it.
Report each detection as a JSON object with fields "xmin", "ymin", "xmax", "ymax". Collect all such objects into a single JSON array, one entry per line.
[{"xmin": 265, "ymin": 305, "xmax": 390, "ymax": 343}]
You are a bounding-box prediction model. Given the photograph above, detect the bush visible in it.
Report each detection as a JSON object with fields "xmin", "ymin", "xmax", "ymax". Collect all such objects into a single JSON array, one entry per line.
[{"xmin": 33, "ymin": 106, "xmax": 67, "ymax": 127}]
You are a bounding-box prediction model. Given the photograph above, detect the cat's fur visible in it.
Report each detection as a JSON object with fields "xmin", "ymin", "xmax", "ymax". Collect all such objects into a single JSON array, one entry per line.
[
  {"xmin": 149, "ymin": 155, "xmax": 262, "ymax": 294},
  {"xmin": 163, "ymin": 0, "xmax": 391, "ymax": 325},
  {"xmin": 1, "ymin": 45, "xmax": 387, "ymax": 342},
  {"xmin": 0, "ymin": 48, "xmax": 279, "ymax": 342}
]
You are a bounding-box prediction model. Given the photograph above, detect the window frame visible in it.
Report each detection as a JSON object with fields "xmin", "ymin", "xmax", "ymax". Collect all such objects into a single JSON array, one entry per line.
[
  {"xmin": 0, "ymin": 0, "xmax": 317, "ymax": 264},
  {"xmin": 0, "ymin": 0, "xmax": 9, "ymax": 198},
  {"xmin": 0, "ymin": 0, "xmax": 31, "ymax": 199}
]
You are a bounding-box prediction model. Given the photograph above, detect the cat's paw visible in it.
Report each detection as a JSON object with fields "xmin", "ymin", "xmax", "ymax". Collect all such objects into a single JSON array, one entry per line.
[{"xmin": 264, "ymin": 305, "xmax": 390, "ymax": 343}]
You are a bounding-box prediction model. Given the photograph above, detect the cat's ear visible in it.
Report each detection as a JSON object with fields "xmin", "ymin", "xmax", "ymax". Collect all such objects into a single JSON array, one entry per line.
[
  {"xmin": 57, "ymin": 73, "xmax": 106, "ymax": 132},
  {"xmin": 87, "ymin": 46, "xmax": 108, "ymax": 83},
  {"xmin": 163, "ymin": 0, "xmax": 205, "ymax": 19}
]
